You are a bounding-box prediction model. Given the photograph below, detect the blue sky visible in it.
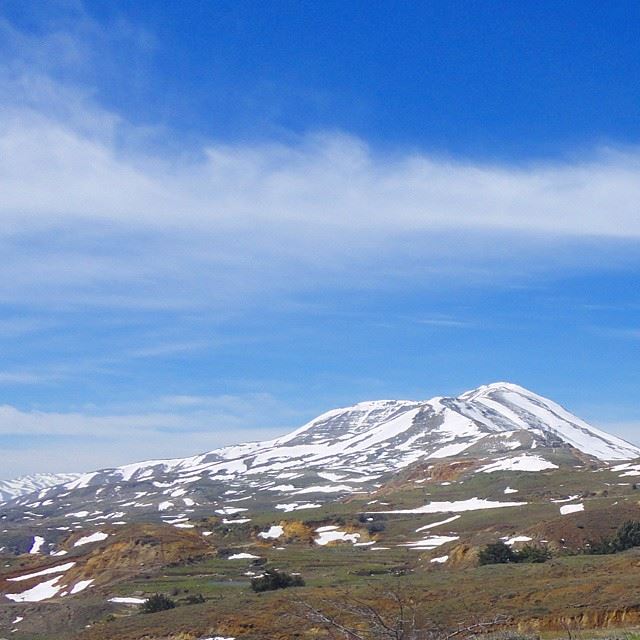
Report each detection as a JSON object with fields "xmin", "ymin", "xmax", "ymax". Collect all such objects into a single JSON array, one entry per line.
[{"xmin": 1, "ymin": 0, "xmax": 640, "ymax": 477}]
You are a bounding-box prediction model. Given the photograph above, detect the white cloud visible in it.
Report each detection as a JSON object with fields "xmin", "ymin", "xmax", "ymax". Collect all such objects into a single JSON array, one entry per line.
[
  {"xmin": 0, "ymin": 392, "xmax": 299, "ymax": 476},
  {"xmin": 0, "ymin": 372, "xmax": 55, "ymax": 385},
  {"xmin": 1, "ymin": 106, "xmax": 640, "ymax": 311},
  {"xmin": 0, "ymin": 426, "xmax": 287, "ymax": 479},
  {"xmin": 0, "ymin": 11, "xmax": 639, "ymax": 311},
  {"xmin": 3, "ymin": 115, "xmax": 640, "ymax": 240},
  {"xmin": 0, "ymin": 392, "xmax": 294, "ymax": 437},
  {"xmin": 0, "ymin": 3, "xmax": 639, "ymax": 318}
]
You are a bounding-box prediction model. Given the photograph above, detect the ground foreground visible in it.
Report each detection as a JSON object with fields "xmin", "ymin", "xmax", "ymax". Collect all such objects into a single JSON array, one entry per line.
[{"xmin": 3, "ymin": 450, "xmax": 640, "ymax": 639}]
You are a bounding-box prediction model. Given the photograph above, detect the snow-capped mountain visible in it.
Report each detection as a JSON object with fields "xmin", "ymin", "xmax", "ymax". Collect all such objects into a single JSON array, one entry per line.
[
  {"xmin": 0, "ymin": 473, "xmax": 81, "ymax": 503},
  {"xmin": 3, "ymin": 382, "xmax": 639, "ymax": 527}
]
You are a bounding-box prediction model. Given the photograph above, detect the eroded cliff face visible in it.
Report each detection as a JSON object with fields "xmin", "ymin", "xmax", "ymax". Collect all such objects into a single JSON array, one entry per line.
[{"xmin": 519, "ymin": 607, "xmax": 640, "ymax": 632}]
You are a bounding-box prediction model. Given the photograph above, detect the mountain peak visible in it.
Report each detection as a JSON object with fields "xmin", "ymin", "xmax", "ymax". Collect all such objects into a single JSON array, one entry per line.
[
  {"xmin": 457, "ymin": 381, "xmax": 535, "ymax": 400},
  {"xmin": 2, "ymin": 382, "xmax": 639, "ymax": 531}
]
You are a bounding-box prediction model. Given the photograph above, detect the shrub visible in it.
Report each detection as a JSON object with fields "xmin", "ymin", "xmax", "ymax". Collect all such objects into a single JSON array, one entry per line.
[
  {"xmin": 583, "ymin": 520, "xmax": 640, "ymax": 555},
  {"xmin": 184, "ymin": 593, "xmax": 205, "ymax": 605},
  {"xmin": 516, "ymin": 545, "xmax": 551, "ymax": 563},
  {"xmin": 139, "ymin": 593, "xmax": 176, "ymax": 614},
  {"xmin": 479, "ymin": 541, "xmax": 551, "ymax": 565},
  {"xmin": 250, "ymin": 568, "xmax": 305, "ymax": 592},
  {"xmin": 614, "ymin": 520, "xmax": 640, "ymax": 551},
  {"xmin": 584, "ymin": 537, "xmax": 618, "ymax": 555},
  {"xmin": 478, "ymin": 541, "xmax": 516, "ymax": 565}
]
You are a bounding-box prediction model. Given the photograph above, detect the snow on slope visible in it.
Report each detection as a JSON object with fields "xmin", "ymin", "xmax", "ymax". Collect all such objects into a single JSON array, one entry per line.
[
  {"xmin": 459, "ymin": 383, "xmax": 640, "ymax": 461},
  {"xmin": 3, "ymin": 382, "xmax": 639, "ymax": 524},
  {"xmin": 59, "ymin": 383, "xmax": 637, "ymax": 486},
  {"xmin": 477, "ymin": 454, "xmax": 559, "ymax": 473},
  {"xmin": 0, "ymin": 473, "xmax": 81, "ymax": 503}
]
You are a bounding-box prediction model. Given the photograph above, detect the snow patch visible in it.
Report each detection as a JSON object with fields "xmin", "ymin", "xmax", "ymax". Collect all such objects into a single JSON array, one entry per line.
[
  {"xmin": 70, "ymin": 579, "xmax": 94, "ymax": 594},
  {"xmin": 376, "ymin": 497, "xmax": 527, "ymax": 514},
  {"xmin": 6, "ymin": 576, "xmax": 62, "ymax": 602},
  {"xmin": 8, "ymin": 562, "xmax": 76, "ymax": 582},
  {"xmin": 478, "ymin": 455, "xmax": 558, "ymax": 473},
  {"xmin": 258, "ymin": 525, "xmax": 284, "ymax": 540},
  {"xmin": 74, "ymin": 532, "xmax": 108, "ymax": 547},
  {"xmin": 560, "ymin": 503, "xmax": 584, "ymax": 515},
  {"xmin": 29, "ymin": 536, "xmax": 45, "ymax": 554},
  {"xmin": 504, "ymin": 535, "xmax": 533, "ymax": 545},
  {"xmin": 401, "ymin": 535, "xmax": 459, "ymax": 550},
  {"xmin": 109, "ymin": 596, "xmax": 146, "ymax": 604},
  {"xmin": 315, "ymin": 527, "xmax": 360, "ymax": 546},
  {"xmin": 416, "ymin": 515, "xmax": 461, "ymax": 532},
  {"xmin": 276, "ymin": 502, "xmax": 322, "ymax": 512}
]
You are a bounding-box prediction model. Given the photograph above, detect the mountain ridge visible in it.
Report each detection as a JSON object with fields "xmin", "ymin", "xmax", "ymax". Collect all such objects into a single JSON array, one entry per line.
[
  {"xmin": 1, "ymin": 382, "xmax": 638, "ymax": 531},
  {"xmin": 0, "ymin": 473, "xmax": 82, "ymax": 503}
]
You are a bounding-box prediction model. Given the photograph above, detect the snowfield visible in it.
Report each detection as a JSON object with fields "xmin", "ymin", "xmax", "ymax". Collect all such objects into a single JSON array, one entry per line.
[
  {"xmin": 376, "ymin": 497, "xmax": 527, "ymax": 515},
  {"xmin": 477, "ymin": 454, "xmax": 558, "ymax": 473}
]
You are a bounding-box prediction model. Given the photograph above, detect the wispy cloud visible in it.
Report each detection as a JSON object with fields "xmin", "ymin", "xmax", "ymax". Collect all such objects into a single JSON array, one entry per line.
[
  {"xmin": 410, "ymin": 316, "xmax": 475, "ymax": 328},
  {"xmin": 0, "ymin": 371, "xmax": 56, "ymax": 385},
  {"xmin": 0, "ymin": 392, "xmax": 297, "ymax": 437},
  {"xmin": 0, "ymin": 391, "xmax": 302, "ymax": 475},
  {"xmin": 589, "ymin": 327, "xmax": 640, "ymax": 340},
  {"xmin": 0, "ymin": 10, "xmax": 639, "ymax": 313},
  {"xmin": 127, "ymin": 340, "xmax": 214, "ymax": 359}
]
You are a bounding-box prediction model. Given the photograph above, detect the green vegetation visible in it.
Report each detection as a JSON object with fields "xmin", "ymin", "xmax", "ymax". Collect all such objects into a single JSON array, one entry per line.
[
  {"xmin": 516, "ymin": 544, "xmax": 552, "ymax": 563},
  {"xmin": 139, "ymin": 593, "xmax": 176, "ymax": 614},
  {"xmin": 478, "ymin": 541, "xmax": 516, "ymax": 565},
  {"xmin": 585, "ymin": 520, "xmax": 640, "ymax": 555},
  {"xmin": 250, "ymin": 568, "xmax": 305, "ymax": 592},
  {"xmin": 479, "ymin": 541, "xmax": 551, "ymax": 565}
]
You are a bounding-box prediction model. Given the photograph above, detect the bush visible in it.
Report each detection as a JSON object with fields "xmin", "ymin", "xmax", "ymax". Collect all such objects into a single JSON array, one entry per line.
[
  {"xmin": 479, "ymin": 541, "xmax": 551, "ymax": 565},
  {"xmin": 478, "ymin": 541, "xmax": 516, "ymax": 565},
  {"xmin": 516, "ymin": 545, "xmax": 551, "ymax": 563},
  {"xmin": 584, "ymin": 537, "xmax": 618, "ymax": 555},
  {"xmin": 184, "ymin": 593, "xmax": 205, "ymax": 605},
  {"xmin": 583, "ymin": 520, "xmax": 640, "ymax": 555},
  {"xmin": 615, "ymin": 520, "xmax": 640, "ymax": 551},
  {"xmin": 139, "ymin": 593, "xmax": 176, "ymax": 614},
  {"xmin": 250, "ymin": 568, "xmax": 305, "ymax": 592}
]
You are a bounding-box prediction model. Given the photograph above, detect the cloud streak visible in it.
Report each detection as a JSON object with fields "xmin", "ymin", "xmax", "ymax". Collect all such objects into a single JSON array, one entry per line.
[
  {"xmin": 0, "ymin": 9, "xmax": 639, "ymax": 313},
  {"xmin": 2, "ymin": 108, "xmax": 640, "ymax": 310},
  {"xmin": 0, "ymin": 391, "xmax": 300, "ymax": 477},
  {"xmin": 4, "ymin": 114, "xmax": 640, "ymax": 239},
  {"xmin": 0, "ymin": 392, "xmax": 294, "ymax": 437}
]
